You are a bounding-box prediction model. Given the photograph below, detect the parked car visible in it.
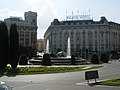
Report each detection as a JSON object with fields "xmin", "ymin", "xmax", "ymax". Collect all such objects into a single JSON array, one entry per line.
[
  {"xmin": 0, "ymin": 81, "xmax": 12, "ymax": 90},
  {"xmin": 119, "ymin": 58, "xmax": 120, "ymax": 62}
]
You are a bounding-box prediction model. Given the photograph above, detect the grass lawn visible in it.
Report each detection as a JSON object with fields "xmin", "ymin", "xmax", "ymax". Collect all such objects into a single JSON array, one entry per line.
[
  {"xmin": 101, "ymin": 78, "xmax": 120, "ymax": 86},
  {"xmin": 0, "ymin": 66, "xmax": 103, "ymax": 76}
]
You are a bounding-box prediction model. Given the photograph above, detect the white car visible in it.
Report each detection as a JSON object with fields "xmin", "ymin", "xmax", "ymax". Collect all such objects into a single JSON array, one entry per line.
[
  {"xmin": 0, "ymin": 81, "xmax": 12, "ymax": 90},
  {"xmin": 119, "ymin": 58, "xmax": 120, "ymax": 62}
]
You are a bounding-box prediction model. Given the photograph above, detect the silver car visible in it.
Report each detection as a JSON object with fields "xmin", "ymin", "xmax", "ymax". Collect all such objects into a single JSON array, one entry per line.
[{"xmin": 0, "ymin": 82, "xmax": 12, "ymax": 90}]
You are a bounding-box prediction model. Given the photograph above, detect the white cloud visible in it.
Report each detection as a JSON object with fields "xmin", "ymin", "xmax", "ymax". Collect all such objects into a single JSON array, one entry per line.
[
  {"xmin": 8, "ymin": 10, "xmax": 24, "ymax": 18},
  {"xmin": 0, "ymin": 0, "xmax": 59, "ymax": 39},
  {"xmin": 24, "ymin": 0, "xmax": 58, "ymax": 16},
  {"xmin": 24, "ymin": 0, "xmax": 59, "ymax": 39},
  {"xmin": 45, "ymin": 0, "xmax": 58, "ymax": 16},
  {"xmin": 0, "ymin": 8, "xmax": 9, "ymax": 20},
  {"xmin": 0, "ymin": 8, "xmax": 24, "ymax": 20},
  {"xmin": 24, "ymin": 0, "xmax": 39, "ymax": 11},
  {"xmin": 24, "ymin": 0, "xmax": 45, "ymax": 16}
]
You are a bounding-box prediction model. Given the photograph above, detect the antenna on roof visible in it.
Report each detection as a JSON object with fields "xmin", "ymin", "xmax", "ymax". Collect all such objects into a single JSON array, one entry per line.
[
  {"xmin": 66, "ymin": 10, "xmax": 68, "ymax": 21},
  {"xmin": 72, "ymin": 11, "xmax": 73, "ymax": 21},
  {"xmin": 92, "ymin": 13, "xmax": 94, "ymax": 20},
  {"xmin": 89, "ymin": 9, "xmax": 91, "ymax": 20},
  {"xmin": 77, "ymin": 10, "xmax": 79, "ymax": 14},
  {"xmin": 77, "ymin": 10, "xmax": 80, "ymax": 20}
]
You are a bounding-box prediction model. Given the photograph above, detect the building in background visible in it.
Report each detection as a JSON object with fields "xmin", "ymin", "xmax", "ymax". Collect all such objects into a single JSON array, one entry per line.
[
  {"xmin": 4, "ymin": 11, "xmax": 37, "ymax": 57},
  {"xmin": 37, "ymin": 39, "xmax": 45, "ymax": 52},
  {"xmin": 44, "ymin": 17, "xmax": 120, "ymax": 58}
]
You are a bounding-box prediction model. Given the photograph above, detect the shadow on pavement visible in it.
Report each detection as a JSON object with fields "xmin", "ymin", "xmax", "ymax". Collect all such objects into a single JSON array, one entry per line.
[{"xmin": 0, "ymin": 68, "xmax": 19, "ymax": 77}]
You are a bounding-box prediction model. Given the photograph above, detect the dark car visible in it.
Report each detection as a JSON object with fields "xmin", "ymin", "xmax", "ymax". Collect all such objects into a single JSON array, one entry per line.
[{"xmin": 0, "ymin": 82, "xmax": 12, "ymax": 90}]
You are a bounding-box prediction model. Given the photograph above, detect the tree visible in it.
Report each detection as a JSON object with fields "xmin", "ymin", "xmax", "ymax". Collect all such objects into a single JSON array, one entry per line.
[
  {"xmin": 91, "ymin": 54, "xmax": 99, "ymax": 64},
  {"xmin": 0, "ymin": 22, "xmax": 9, "ymax": 69},
  {"xmin": 100, "ymin": 53, "xmax": 109, "ymax": 63},
  {"xmin": 42, "ymin": 53, "xmax": 51, "ymax": 66},
  {"xmin": 19, "ymin": 54, "xmax": 28, "ymax": 65},
  {"xmin": 111, "ymin": 51, "xmax": 119, "ymax": 59},
  {"xmin": 50, "ymin": 52, "xmax": 57, "ymax": 57},
  {"xmin": 86, "ymin": 49, "xmax": 88, "ymax": 59},
  {"xmin": 10, "ymin": 24, "xmax": 19, "ymax": 68},
  {"xmin": 71, "ymin": 55, "xmax": 76, "ymax": 65}
]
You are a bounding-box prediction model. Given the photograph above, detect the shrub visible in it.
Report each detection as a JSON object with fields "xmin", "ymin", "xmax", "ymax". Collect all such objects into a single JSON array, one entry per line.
[
  {"xmin": 71, "ymin": 55, "xmax": 76, "ymax": 65},
  {"xmin": 111, "ymin": 51, "xmax": 119, "ymax": 59},
  {"xmin": 19, "ymin": 54, "xmax": 28, "ymax": 65},
  {"xmin": 50, "ymin": 52, "xmax": 57, "ymax": 57},
  {"xmin": 42, "ymin": 53, "xmax": 51, "ymax": 66},
  {"xmin": 100, "ymin": 53, "xmax": 109, "ymax": 63},
  {"xmin": 0, "ymin": 22, "xmax": 9, "ymax": 69},
  {"xmin": 91, "ymin": 54, "xmax": 99, "ymax": 64},
  {"xmin": 10, "ymin": 24, "xmax": 19, "ymax": 69}
]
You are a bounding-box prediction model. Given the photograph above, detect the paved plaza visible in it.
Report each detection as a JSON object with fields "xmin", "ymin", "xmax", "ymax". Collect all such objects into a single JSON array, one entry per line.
[{"xmin": 0, "ymin": 60, "xmax": 120, "ymax": 90}]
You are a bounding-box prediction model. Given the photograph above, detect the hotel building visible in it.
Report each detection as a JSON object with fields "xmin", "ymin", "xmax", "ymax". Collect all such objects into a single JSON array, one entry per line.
[{"xmin": 44, "ymin": 17, "xmax": 120, "ymax": 57}]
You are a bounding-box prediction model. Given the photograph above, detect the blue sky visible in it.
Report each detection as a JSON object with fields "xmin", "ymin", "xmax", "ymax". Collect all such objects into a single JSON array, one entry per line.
[{"xmin": 0, "ymin": 0, "xmax": 120, "ymax": 39}]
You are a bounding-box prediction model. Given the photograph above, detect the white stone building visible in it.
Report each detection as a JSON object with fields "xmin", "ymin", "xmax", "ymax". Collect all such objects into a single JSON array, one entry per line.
[
  {"xmin": 4, "ymin": 11, "xmax": 37, "ymax": 50},
  {"xmin": 37, "ymin": 39, "xmax": 45, "ymax": 52},
  {"xmin": 44, "ymin": 17, "xmax": 120, "ymax": 57}
]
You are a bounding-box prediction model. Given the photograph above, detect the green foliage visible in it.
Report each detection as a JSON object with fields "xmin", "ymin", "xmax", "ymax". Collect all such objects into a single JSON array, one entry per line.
[
  {"xmin": 79, "ymin": 61, "xmax": 91, "ymax": 65},
  {"xmin": 86, "ymin": 66, "xmax": 103, "ymax": 69},
  {"xmin": 10, "ymin": 24, "xmax": 19, "ymax": 69},
  {"xmin": 111, "ymin": 51, "xmax": 119, "ymax": 59},
  {"xmin": 86, "ymin": 49, "xmax": 88, "ymax": 59},
  {"xmin": 0, "ymin": 22, "xmax": 9, "ymax": 69},
  {"xmin": 71, "ymin": 55, "xmax": 76, "ymax": 65},
  {"xmin": 50, "ymin": 52, "xmax": 57, "ymax": 57},
  {"xmin": 19, "ymin": 46, "xmax": 34, "ymax": 59},
  {"xmin": 102, "ymin": 78, "xmax": 120, "ymax": 86},
  {"xmin": 100, "ymin": 53, "xmax": 109, "ymax": 63},
  {"xmin": 0, "ymin": 66, "xmax": 102, "ymax": 76},
  {"xmin": 42, "ymin": 53, "xmax": 51, "ymax": 66},
  {"xmin": 19, "ymin": 54, "xmax": 28, "ymax": 65},
  {"xmin": 19, "ymin": 46, "xmax": 26, "ymax": 55},
  {"xmin": 91, "ymin": 54, "xmax": 99, "ymax": 64}
]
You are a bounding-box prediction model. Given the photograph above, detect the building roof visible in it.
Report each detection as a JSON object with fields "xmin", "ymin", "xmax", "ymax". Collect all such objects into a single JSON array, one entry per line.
[
  {"xmin": 61, "ymin": 20, "xmax": 94, "ymax": 25},
  {"xmin": 51, "ymin": 16, "xmax": 120, "ymax": 26}
]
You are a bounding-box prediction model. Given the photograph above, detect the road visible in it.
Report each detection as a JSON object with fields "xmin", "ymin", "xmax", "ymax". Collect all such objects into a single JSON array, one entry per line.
[{"xmin": 0, "ymin": 61, "xmax": 120, "ymax": 90}]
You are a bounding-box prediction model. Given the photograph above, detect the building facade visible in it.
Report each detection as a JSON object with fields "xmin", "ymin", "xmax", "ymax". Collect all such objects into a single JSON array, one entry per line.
[
  {"xmin": 44, "ymin": 17, "xmax": 120, "ymax": 57},
  {"xmin": 4, "ymin": 11, "xmax": 37, "ymax": 51},
  {"xmin": 37, "ymin": 39, "xmax": 45, "ymax": 52}
]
